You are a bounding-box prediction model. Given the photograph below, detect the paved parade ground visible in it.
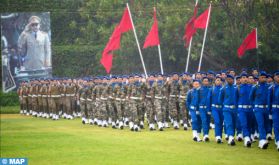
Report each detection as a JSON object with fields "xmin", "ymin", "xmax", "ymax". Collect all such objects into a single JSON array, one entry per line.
[{"xmin": 1, "ymin": 107, "xmax": 279, "ymax": 165}]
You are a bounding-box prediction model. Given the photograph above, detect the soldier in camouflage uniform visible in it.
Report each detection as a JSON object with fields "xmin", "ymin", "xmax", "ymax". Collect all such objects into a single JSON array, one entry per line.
[
  {"xmin": 127, "ymin": 75, "xmax": 143, "ymax": 131},
  {"xmin": 31, "ymin": 80, "xmax": 39, "ymax": 117},
  {"xmin": 17, "ymin": 82, "xmax": 24, "ymax": 114},
  {"xmin": 21, "ymin": 81, "xmax": 29, "ymax": 115},
  {"xmin": 49, "ymin": 79, "xmax": 61, "ymax": 120},
  {"xmin": 153, "ymin": 74, "xmax": 167, "ymax": 131},
  {"xmin": 168, "ymin": 73, "xmax": 180, "ymax": 129},
  {"xmin": 64, "ymin": 78, "xmax": 77, "ymax": 120},
  {"xmin": 40, "ymin": 79, "xmax": 49, "ymax": 118},
  {"xmin": 144, "ymin": 75, "xmax": 155, "ymax": 130},
  {"xmin": 178, "ymin": 73, "xmax": 191, "ymax": 130},
  {"xmin": 99, "ymin": 77, "xmax": 110, "ymax": 127},
  {"xmin": 78, "ymin": 79, "xmax": 89, "ymax": 124},
  {"xmin": 107, "ymin": 77, "xmax": 117, "ymax": 128},
  {"xmin": 86, "ymin": 79, "xmax": 94, "ymax": 124}
]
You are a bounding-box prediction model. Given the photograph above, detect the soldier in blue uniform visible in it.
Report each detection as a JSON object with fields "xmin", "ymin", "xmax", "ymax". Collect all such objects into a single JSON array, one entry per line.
[
  {"xmin": 235, "ymin": 73, "xmax": 253, "ymax": 147},
  {"xmin": 207, "ymin": 76, "xmax": 223, "ymax": 143},
  {"xmin": 268, "ymin": 71, "xmax": 279, "ymax": 151},
  {"xmin": 198, "ymin": 77, "xmax": 211, "ymax": 141},
  {"xmin": 219, "ymin": 74, "xmax": 237, "ymax": 146},
  {"xmin": 186, "ymin": 79, "xmax": 202, "ymax": 142},
  {"xmin": 249, "ymin": 71, "xmax": 270, "ymax": 149}
]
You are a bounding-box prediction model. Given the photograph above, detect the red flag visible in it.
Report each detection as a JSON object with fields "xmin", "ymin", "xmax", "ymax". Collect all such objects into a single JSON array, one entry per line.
[
  {"xmin": 143, "ymin": 8, "xmax": 160, "ymax": 48},
  {"xmin": 194, "ymin": 7, "xmax": 210, "ymax": 29},
  {"xmin": 103, "ymin": 25, "xmax": 122, "ymax": 55},
  {"xmin": 100, "ymin": 53, "xmax": 113, "ymax": 73},
  {"xmin": 237, "ymin": 28, "xmax": 257, "ymax": 58},
  {"xmin": 183, "ymin": 5, "xmax": 198, "ymax": 47},
  {"xmin": 119, "ymin": 7, "xmax": 133, "ymax": 33}
]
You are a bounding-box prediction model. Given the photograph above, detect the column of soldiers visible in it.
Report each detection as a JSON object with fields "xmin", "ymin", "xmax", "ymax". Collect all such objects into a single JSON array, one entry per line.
[{"xmin": 17, "ymin": 68, "xmax": 279, "ymax": 151}]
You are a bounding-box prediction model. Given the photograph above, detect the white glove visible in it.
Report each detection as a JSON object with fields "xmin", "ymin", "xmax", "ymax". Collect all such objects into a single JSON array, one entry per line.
[
  {"xmin": 269, "ymin": 115, "xmax": 272, "ymax": 120},
  {"xmin": 207, "ymin": 111, "xmax": 212, "ymax": 115},
  {"xmin": 77, "ymin": 100, "xmax": 80, "ymax": 105}
]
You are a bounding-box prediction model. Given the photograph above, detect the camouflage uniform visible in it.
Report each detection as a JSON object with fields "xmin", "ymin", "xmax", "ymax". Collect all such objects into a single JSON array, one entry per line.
[
  {"xmin": 49, "ymin": 83, "xmax": 61, "ymax": 120},
  {"xmin": 40, "ymin": 83, "xmax": 49, "ymax": 118},
  {"xmin": 127, "ymin": 81, "xmax": 143, "ymax": 131},
  {"xmin": 37, "ymin": 84, "xmax": 43, "ymax": 117},
  {"xmin": 99, "ymin": 83, "xmax": 109, "ymax": 127},
  {"xmin": 31, "ymin": 84, "xmax": 39, "ymax": 116},
  {"xmin": 64, "ymin": 82, "xmax": 77, "ymax": 119},
  {"xmin": 79, "ymin": 85, "xmax": 89, "ymax": 124},
  {"xmin": 144, "ymin": 81, "xmax": 155, "ymax": 130},
  {"xmin": 168, "ymin": 80, "xmax": 180, "ymax": 129},
  {"xmin": 179, "ymin": 79, "xmax": 190, "ymax": 130},
  {"xmin": 22, "ymin": 84, "xmax": 29, "ymax": 114},
  {"xmin": 153, "ymin": 80, "xmax": 167, "ymax": 130}
]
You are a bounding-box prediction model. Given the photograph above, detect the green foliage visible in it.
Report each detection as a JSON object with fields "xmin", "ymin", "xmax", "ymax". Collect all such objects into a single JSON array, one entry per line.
[
  {"xmin": 0, "ymin": 0, "xmax": 278, "ymax": 77},
  {"xmin": 0, "ymin": 90, "xmax": 19, "ymax": 106}
]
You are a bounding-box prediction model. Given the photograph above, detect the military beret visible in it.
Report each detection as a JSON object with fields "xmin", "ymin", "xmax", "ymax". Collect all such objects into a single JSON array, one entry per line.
[
  {"xmin": 226, "ymin": 74, "xmax": 234, "ymax": 79},
  {"xmin": 259, "ymin": 71, "xmax": 267, "ymax": 77}
]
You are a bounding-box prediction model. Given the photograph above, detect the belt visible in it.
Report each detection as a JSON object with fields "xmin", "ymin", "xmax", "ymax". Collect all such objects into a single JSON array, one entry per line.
[
  {"xmin": 155, "ymin": 96, "xmax": 163, "ymax": 99},
  {"xmin": 130, "ymin": 96, "xmax": 141, "ymax": 100},
  {"xmin": 199, "ymin": 106, "xmax": 207, "ymax": 109},
  {"xmin": 146, "ymin": 95, "xmax": 152, "ymax": 98},
  {"xmin": 272, "ymin": 105, "xmax": 279, "ymax": 108},
  {"xmin": 108, "ymin": 96, "xmax": 113, "ymax": 99},
  {"xmin": 37, "ymin": 94, "xmax": 42, "ymax": 96},
  {"xmin": 116, "ymin": 98, "xmax": 125, "ymax": 101},
  {"xmin": 101, "ymin": 97, "xmax": 108, "ymax": 100},
  {"xmin": 87, "ymin": 99, "xmax": 92, "ymax": 101},
  {"xmin": 96, "ymin": 98, "xmax": 100, "ymax": 101},
  {"xmin": 42, "ymin": 95, "xmax": 48, "ymax": 97},
  {"xmin": 32, "ymin": 95, "xmax": 37, "ymax": 97},
  {"xmin": 23, "ymin": 96, "xmax": 27, "ymax": 98},
  {"xmin": 66, "ymin": 94, "xmax": 75, "ymax": 96},
  {"xmin": 61, "ymin": 94, "xmax": 65, "ymax": 96},
  {"xmin": 255, "ymin": 105, "xmax": 267, "ymax": 108},
  {"xmin": 80, "ymin": 98, "xmax": 86, "ymax": 101},
  {"xmin": 238, "ymin": 105, "xmax": 252, "ymax": 109},
  {"xmin": 190, "ymin": 106, "xmax": 196, "ymax": 110},
  {"xmin": 179, "ymin": 95, "xmax": 186, "ymax": 99},
  {"xmin": 212, "ymin": 104, "xmax": 222, "ymax": 108},
  {"xmin": 170, "ymin": 95, "xmax": 177, "ymax": 98},
  {"xmin": 51, "ymin": 95, "xmax": 61, "ymax": 98},
  {"xmin": 224, "ymin": 105, "xmax": 235, "ymax": 109}
]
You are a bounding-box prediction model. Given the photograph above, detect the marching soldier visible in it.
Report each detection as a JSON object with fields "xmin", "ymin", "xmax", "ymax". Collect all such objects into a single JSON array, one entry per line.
[
  {"xmin": 49, "ymin": 79, "xmax": 61, "ymax": 120},
  {"xmin": 168, "ymin": 73, "xmax": 180, "ymax": 129}
]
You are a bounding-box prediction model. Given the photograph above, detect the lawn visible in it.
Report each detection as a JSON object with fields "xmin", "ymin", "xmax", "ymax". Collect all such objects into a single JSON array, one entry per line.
[{"xmin": 1, "ymin": 107, "xmax": 278, "ymax": 165}]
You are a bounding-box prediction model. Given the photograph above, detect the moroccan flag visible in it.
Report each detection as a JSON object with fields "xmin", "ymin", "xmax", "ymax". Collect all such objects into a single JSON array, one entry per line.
[
  {"xmin": 183, "ymin": 5, "xmax": 198, "ymax": 47},
  {"xmin": 237, "ymin": 28, "xmax": 257, "ymax": 58},
  {"xmin": 143, "ymin": 8, "xmax": 160, "ymax": 48},
  {"xmin": 119, "ymin": 7, "xmax": 133, "ymax": 33},
  {"xmin": 194, "ymin": 7, "xmax": 210, "ymax": 29},
  {"xmin": 100, "ymin": 53, "xmax": 113, "ymax": 73},
  {"xmin": 103, "ymin": 25, "xmax": 122, "ymax": 55}
]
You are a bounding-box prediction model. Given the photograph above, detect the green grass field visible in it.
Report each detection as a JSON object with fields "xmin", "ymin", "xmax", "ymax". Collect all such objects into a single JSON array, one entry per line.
[{"xmin": 1, "ymin": 106, "xmax": 279, "ymax": 165}]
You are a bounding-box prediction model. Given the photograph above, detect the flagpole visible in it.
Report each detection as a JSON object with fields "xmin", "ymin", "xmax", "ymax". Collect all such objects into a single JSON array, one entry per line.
[
  {"xmin": 197, "ymin": 2, "xmax": 211, "ymax": 72},
  {"xmin": 126, "ymin": 3, "xmax": 148, "ymax": 78},
  {"xmin": 158, "ymin": 44, "xmax": 164, "ymax": 74},
  {"xmin": 154, "ymin": 7, "xmax": 164, "ymax": 75},
  {"xmin": 255, "ymin": 28, "xmax": 259, "ymax": 70},
  {"xmin": 185, "ymin": 0, "xmax": 198, "ymax": 72}
]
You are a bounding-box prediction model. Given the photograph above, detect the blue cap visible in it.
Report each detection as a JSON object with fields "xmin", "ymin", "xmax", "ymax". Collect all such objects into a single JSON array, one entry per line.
[
  {"xmin": 240, "ymin": 73, "xmax": 248, "ymax": 77},
  {"xmin": 236, "ymin": 76, "xmax": 241, "ymax": 80},
  {"xmin": 193, "ymin": 79, "xmax": 201, "ymax": 83},
  {"xmin": 274, "ymin": 71, "xmax": 279, "ymax": 76},
  {"xmin": 226, "ymin": 74, "xmax": 234, "ymax": 79},
  {"xmin": 259, "ymin": 71, "xmax": 267, "ymax": 77}
]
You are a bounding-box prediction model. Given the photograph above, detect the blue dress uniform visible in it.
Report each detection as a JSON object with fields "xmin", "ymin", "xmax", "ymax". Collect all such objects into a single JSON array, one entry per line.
[
  {"xmin": 207, "ymin": 83, "xmax": 223, "ymax": 143},
  {"xmin": 186, "ymin": 83, "xmax": 202, "ymax": 142},
  {"xmin": 198, "ymin": 83, "xmax": 211, "ymax": 141},
  {"xmin": 268, "ymin": 71, "xmax": 279, "ymax": 151},
  {"xmin": 249, "ymin": 72, "xmax": 270, "ymax": 149},
  {"xmin": 218, "ymin": 75, "xmax": 237, "ymax": 145},
  {"xmin": 235, "ymin": 77, "xmax": 253, "ymax": 147}
]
